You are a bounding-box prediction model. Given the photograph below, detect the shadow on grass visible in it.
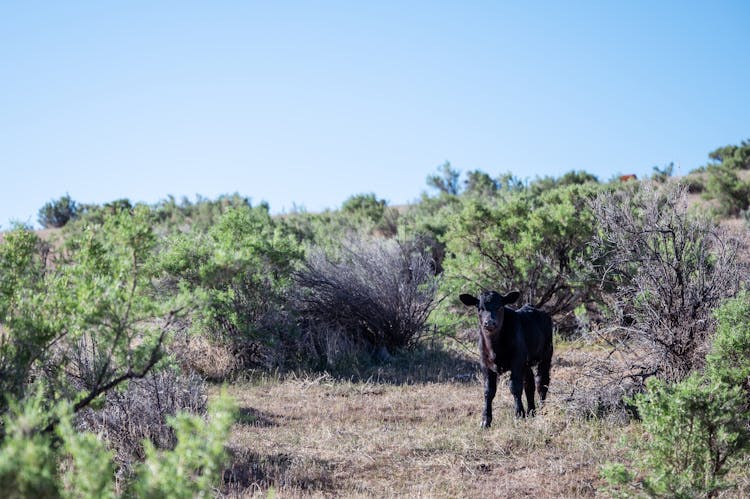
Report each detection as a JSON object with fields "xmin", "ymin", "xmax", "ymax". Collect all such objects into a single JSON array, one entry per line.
[
  {"xmin": 235, "ymin": 407, "xmax": 278, "ymax": 427},
  {"xmin": 223, "ymin": 450, "xmax": 335, "ymax": 495},
  {"xmin": 320, "ymin": 341, "xmax": 480, "ymax": 385}
]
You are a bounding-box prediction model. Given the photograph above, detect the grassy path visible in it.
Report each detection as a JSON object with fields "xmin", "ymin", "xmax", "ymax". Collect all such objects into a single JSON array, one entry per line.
[{"xmin": 217, "ymin": 355, "xmax": 629, "ymax": 497}]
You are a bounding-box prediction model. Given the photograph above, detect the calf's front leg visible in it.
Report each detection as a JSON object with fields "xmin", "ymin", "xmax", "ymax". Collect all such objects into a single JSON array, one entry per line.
[{"xmin": 482, "ymin": 369, "xmax": 497, "ymax": 428}]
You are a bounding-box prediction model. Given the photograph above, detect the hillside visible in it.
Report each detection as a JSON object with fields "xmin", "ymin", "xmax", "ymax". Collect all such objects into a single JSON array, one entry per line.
[{"xmin": 3, "ymin": 154, "xmax": 750, "ymax": 497}]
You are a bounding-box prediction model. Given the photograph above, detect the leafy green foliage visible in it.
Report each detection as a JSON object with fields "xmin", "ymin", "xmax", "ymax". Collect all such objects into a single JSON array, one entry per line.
[
  {"xmin": 56, "ymin": 401, "xmax": 116, "ymax": 499},
  {"xmin": 441, "ymin": 184, "xmax": 601, "ymax": 325},
  {"xmin": 704, "ymin": 163, "xmax": 750, "ymax": 216},
  {"xmin": 152, "ymin": 193, "xmax": 253, "ymax": 233},
  {"xmin": 338, "ymin": 193, "xmax": 397, "ymax": 238},
  {"xmin": 636, "ymin": 376, "xmax": 747, "ymax": 497},
  {"xmin": 0, "ymin": 384, "xmax": 235, "ymax": 498},
  {"xmin": 132, "ymin": 393, "xmax": 236, "ymax": 498},
  {"xmin": 708, "ymin": 140, "xmax": 750, "ymax": 170},
  {"xmin": 699, "ymin": 139, "xmax": 750, "ymax": 216},
  {"xmin": 426, "ymin": 161, "xmax": 461, "ymax": 196},
  {"xmin": 707, "ymin": 292, "xmax": 750, "ymax": 401},
  {"xmin": 0, "ymin": 226, "xmax": 53, "ymax": 409},
  {"xmin": 38, "ymin": 194, "xmax": 79, "ymax": 228},
  {"xmin": 160, "ymin": 204, "xmax": 303, "ymax": 369},
  {"xmin": 0, "ymin": 385, "xmax": 59, "ymax": 498},
  {"xmin": 463, "ymin": 170, "xmax": 499, "ymax": 198},
  {"xmin": 602, "ymin": 294, "xmax": 750, "ymax": 497},
  {"xmin": 529, "ymin": 169, "xmax": 599, "ymax": 197},
  {"xmin": 48, "ymin": 205, "xmax": 171, "ymax": 409},
  {"xmin": 341, "ymin": 193, "xmax": 387, "ymax": 222},
  {"xmin": 602, "ymin": 375, "xmax": 749, "ymax": 498},
  {"xmin": 1, "ymin": 205, "xmax": 191, "ymax": 451}
]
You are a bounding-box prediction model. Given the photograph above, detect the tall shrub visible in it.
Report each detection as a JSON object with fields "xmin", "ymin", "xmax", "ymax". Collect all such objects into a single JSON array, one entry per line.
[
  {"xmin": 590, "ymin": 182, "xmax": 745, "ymax": 382},
  {"xmin": 0, "ymin": 385, "xmax": 235, "ymax": 498},
  {"xmin": 294, "ymin": 236, "xmax": 439, "ymax": 359},
  {"xmin": 441, "ymin": 184, "xmax": 600, "ymax": 326},
  {"xmin": 601, "ymin": 294, "xmax": 750, "ymax": 497},
  {"xmin": 159, "ymin": 205, "xmax": 303, "ymax": 370},
  {"xmin": 38, "ymin": 194, "xmax": 78, "ymax": 228}
]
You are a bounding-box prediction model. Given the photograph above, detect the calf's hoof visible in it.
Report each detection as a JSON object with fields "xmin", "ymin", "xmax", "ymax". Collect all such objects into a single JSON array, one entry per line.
[{"xmin": 481, "ymin": 419, "xmax": 491, "ymax": 429}]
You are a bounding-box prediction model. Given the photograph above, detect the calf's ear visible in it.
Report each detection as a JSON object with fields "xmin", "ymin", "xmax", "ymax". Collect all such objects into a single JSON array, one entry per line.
[
  {"xmin": 459, "ymin": 294, "xmax": 479, "ymax": 307},
  {"xmin": 502, "ymin": 290, "xmax": 521, "ymax": 305}
]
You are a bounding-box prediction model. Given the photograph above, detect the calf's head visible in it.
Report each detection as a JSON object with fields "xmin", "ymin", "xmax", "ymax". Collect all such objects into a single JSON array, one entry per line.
[{"xmin": 460, "ymin": 290, "xmax": 520, "ymax": 334}]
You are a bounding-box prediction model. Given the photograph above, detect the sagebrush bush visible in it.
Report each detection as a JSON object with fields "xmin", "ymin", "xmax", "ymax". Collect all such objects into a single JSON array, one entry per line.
[
  {"xmin": 38, "ymin": 194, "xmax": 78, "ymax": 228},
  {"xmin": 601, "ymin": 294, "xmax": 750, "ymax": 497},
  {"xmin": 602, "ymin": 374, "xmax": 749, "ymax": 498},
  {"xmin": 590, "ymin": 182, "xmax": 745, "ymax": 382},
  {"xmin": 294, "ymin": 236, "xmax": 439, "ymax": 359},
  {"xmin": 152, "ymin": 193, "xmax": 252, "ymax": 233},
  {"xmin": 707, "ymin": 291, "xmax": 750, "ymax": 398},
  {"xmin": 159, "ymin": 205, "xmax": 303, "ymax": 370},
  {"xmin": 131, "ymin": 393, "xmax": 236, "ymax": 498},
  {"xmin": 75, "ymin": 370, "xmax": 208, "ymax": 476},
  {"xmin": 0, "ymin": 384, "xmax": 235, "ymax": 498},
  {"xmin": 704, "ymin": 164, "xmax": 750, "ymax": 216},
  {"xmin": 441, "ymin": 183, "xmax": 601, "ymax": 332},
  {"xmin": 0, "ymin": 385, "xmax": 62, "ymax": 498}
]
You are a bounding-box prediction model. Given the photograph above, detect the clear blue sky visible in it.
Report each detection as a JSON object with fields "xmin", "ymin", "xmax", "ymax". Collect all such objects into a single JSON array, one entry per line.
[{"xmin": 2, "ymin": 1, "xmax": 749, "ymax": 228}]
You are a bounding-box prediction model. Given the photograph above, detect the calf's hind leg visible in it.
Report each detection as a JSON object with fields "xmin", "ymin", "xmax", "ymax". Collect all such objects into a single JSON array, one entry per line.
[
  {"xmin": 536, "ymin": 357, "xmax": 551, "ymax": 405},
  {"xmin": 524, "ymin": 366, "xmax": 537, "ymax": 416}
]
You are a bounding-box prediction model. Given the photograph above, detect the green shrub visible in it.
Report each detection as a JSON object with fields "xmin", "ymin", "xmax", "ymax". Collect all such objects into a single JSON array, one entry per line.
[
  {"xmin": 38, "ymin": 194, "xmax": 78, "ymax": 228},
  {"xmin": 0, "ymin": 226, "xmax": 52, "ymax": 410},
  {"xmin": 684, "ymin": 174, "xmax": 706, "ymax": 193},
  {"xmin": 441, "ymin": 183, "xmax": 601, "ymax": 327},
  {"xmin": 0, "ymin": 385, "xmax": 60, "ymax": 498},
  {"xmin": 635, "ymin": 376, "xmax": 748, "ymax": 497},
  {"xmin": 707, "ymin": 291, "xmax": 750, "ymax": 401},
  {"xmin": 708, "ymin": 140, "xmax": 750, "ymax": 170},
  {"xmin": 160, "ymin": 205, "xmax": 303, "ymax": 370},
  {"xmin": 463, "ymin": 170, "xmax": 500, "ymax": 198},
  {"xmin": 0, "ymin": 385, "xmax": 235, "ymax": 498},
  {"xmin": 341, "ymin": 193, "xmax": 387, "ymax": 223},
  {"xmin": 152, "ymin": 193, "xmax": 252, "ymax": 233},
  {"xmin": 131, "ymin": 393, "xmax": 236, "ymax": 498},
  {"xmin": 601, "ymin": 293, "xmax": 750, "ymax": 497},
  {"xmin": 1, "ymin": 206, "xmax": 189, "ymax": 436},
  {"xmin": 704, "ymin": 164, "xmax": 750, "ymax": 216},
  {"xmin": 426, "ymin": 161, "xmax": 460, "ymax": 196}
]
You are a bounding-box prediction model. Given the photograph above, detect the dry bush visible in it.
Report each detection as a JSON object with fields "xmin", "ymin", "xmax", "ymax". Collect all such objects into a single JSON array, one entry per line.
[
  {"xmin": 75, "ymin": 370, "xmax": 207, "ymax": 478},
  {"xmin": 294, "ymin": 237, "xmax": 439, "ymax": 358},
  {"xmin": 589, "ymin": 181, "xmax": 746, "ymax": 383},
  {"xmin": 553, "ymin": 341, "xmax": 644, "ymax": 421},
  {"xmin": 169, "ymin": 331, "xmax": 237, "ymax": 381}
]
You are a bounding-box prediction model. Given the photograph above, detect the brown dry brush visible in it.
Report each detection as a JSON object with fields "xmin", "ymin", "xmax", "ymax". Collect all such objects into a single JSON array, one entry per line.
[
  {"xmin": 75, "ymin": 370, "xmax": 207, "ymax": 481},
  {"xmin": 588, "ymin": 181, "xmax": 746, "ymax": 386},
  {"xmin": 293, "ymin": 236, "xmax": 439, "ymax": 363},
  {"xmin": 49, "ymin": 323, "xmax": 210, "ymax": 480}
]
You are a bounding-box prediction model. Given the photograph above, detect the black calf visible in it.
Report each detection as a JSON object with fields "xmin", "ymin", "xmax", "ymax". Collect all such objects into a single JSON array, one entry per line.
[{"xmin": 460, "ymin": 290, "xmax": 553, "ymax": 427}]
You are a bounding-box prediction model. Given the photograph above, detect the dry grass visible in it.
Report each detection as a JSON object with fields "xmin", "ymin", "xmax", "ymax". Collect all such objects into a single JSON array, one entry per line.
[
  {"xmin": 215, "ymin": 347, "xmax": 634, "ymax": 497},
  {"xmin": 170, "ymin": 332, "xmax": 238, "ymax": 381}
]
